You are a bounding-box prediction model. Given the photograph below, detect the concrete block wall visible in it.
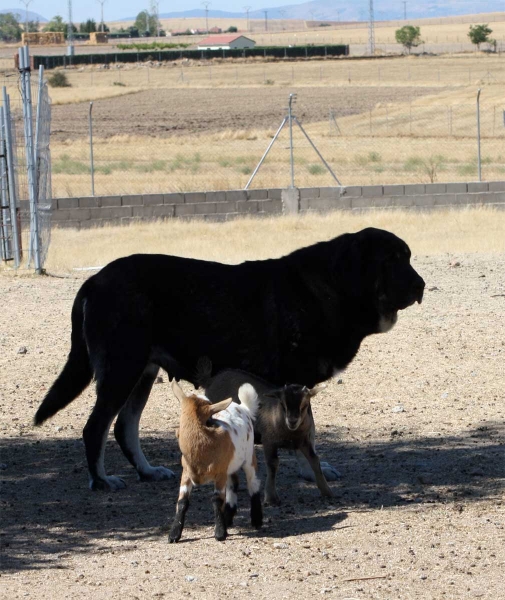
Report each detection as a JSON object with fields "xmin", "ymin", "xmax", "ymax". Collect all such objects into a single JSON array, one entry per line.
[{"xmin": 50, "ymin": 181, "xmax": 505, "ymax": 229}]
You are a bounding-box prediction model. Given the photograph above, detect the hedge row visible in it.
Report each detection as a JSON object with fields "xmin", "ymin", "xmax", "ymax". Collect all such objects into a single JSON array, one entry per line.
[{"xmin": 33, "ymin": 44, "xmax": 349, "ymax": 69}]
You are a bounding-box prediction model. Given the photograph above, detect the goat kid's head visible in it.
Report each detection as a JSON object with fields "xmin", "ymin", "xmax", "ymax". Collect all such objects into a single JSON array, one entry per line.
[
  {"xmin": 171, "ymin": 381, "xmax": 233, "ymax": 424},
  {"xmin": 266, "ymin": 384, "xmax": 325, "ymax": 431}
]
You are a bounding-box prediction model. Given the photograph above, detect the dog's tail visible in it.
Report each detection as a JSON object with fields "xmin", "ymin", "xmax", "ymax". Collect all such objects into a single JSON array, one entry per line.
[
  {"xmin": 237, "ymin": 383, "xmax": 259, "ymax": 422},
  {"xmin": 194, "ymin": 356, "xmax": 214, "ymax": 389},
  {"xmin": 34, "ymin": 287, "xmax": 93, "ymax": 426}
]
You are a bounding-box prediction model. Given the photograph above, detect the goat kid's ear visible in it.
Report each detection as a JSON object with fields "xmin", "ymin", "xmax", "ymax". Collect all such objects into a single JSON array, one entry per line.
[
  {"xmin": 172, "ymin": 380, "xmax": 187, "ymax": 403},
  {"xmin": 207, "ymin": 397, "xmax": 233, "ymax": 417},
  {"xmin": 308, "ymin": 383, "xmax": 326, "ymax": 397}
]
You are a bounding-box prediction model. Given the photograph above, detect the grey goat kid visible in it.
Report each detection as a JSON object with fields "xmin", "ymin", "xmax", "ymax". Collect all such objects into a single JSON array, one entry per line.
[{"xmin": 196, "ymin": 362, "xmax": 333, "ymax": 505}]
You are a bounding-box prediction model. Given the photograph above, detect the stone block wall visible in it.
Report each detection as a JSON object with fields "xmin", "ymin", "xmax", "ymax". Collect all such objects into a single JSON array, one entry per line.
[{"xmin": 49, "ymin": 181, "xmax": 505, "ymax": 229}]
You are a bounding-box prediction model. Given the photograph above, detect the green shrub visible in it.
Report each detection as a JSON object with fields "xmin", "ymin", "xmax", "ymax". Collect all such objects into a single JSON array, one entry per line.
[
  {"xmin": 368, "ymin": 151, "xmax": 382, "ymax": 163},
  {"xmin": 307, "ymin": 164, "xmax": 326, "ymax": 175},
  {"xmin": 48, "ymin": 71, "xmax": 71, "ymax": 88}
]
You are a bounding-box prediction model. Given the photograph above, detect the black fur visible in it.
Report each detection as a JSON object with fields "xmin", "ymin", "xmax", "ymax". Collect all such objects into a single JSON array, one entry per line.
[{"xmin": 34, "ymin": 227, "xmax": 424, "ymax": 488}]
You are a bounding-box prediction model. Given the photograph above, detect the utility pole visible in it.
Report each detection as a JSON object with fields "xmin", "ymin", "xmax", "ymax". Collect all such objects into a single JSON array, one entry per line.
[
  {"xmin": 150, "ymin": 0, "xmax": 160, "ymax": 37},
  {"xmin": 97, "ymin": 0, "xmax": 106, "ymax": 33},
  {"xmin": 263, "ymin": 10, "xmax": 268, "ymax": 32},
  {"xmin": 244, "ymin": 6, "xmax": 251, "ymax": 32},
  {"xmin": 67, "ymin": 0, "xmax": 74, "ymax": 54},
  {"xmin": 368, "ymin": 0, "xmax": 375, "ymax": 56},
  {"xmin": 402, "ymin": 1, "xmax": 407, "ymax": 20},
  {"xmin": 202, "ymin": 1, "xmax": 211, "ymax": 33},
  {"xmin": 20, "ymin": 0, "xmax": 32, "ymax": 35}
]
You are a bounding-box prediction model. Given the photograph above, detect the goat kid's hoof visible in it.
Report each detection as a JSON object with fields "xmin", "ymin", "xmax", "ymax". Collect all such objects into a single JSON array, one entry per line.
[
  {"xmin": 224, "ymin": 504, "xmax": 237, "ymax": 528},
  {"xmin": 89, "ymin": 475, "xmax": 126, "ymax": 491},
  {"xmin": 138, "ymin": 466, "xmax": 175, "ymax": 482}
]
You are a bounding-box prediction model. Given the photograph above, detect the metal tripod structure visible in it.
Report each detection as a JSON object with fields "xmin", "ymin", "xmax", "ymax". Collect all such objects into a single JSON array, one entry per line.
[{"xmin": 244, "ymin": 93, "xmax": 342, "ymax": 190}]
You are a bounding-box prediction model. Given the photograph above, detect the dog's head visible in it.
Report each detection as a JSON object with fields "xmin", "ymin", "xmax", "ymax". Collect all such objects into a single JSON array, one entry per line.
[{"xmin": 336, "ymin": 227, "xmax": 425, "ymax": 333}]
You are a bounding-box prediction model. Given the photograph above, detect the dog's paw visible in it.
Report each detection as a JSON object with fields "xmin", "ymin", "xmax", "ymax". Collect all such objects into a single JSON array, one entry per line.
[
  {"xmin": 138, "ymin": 466, "xmax": 175, "ymax": 482},
  {"xmin": 90, "ymin": 475, "xmax": 127, "ymax": 491},
  {"xmin": 299, "ymin": 463, "xmax": 342, "ymax": 482},
  {"xmin": 320, "ymin": 462, "xmax": 342, "ymax": 481}
]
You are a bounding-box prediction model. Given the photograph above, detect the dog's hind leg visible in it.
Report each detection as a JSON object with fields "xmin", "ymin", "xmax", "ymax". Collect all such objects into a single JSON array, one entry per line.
[
  {"xmin": 114, "ymin": 363, "xmax": 175, "ymax": 482},
  {"xmin": 84, "ymin": 360, "xmax": 148, "ymax": 492}
]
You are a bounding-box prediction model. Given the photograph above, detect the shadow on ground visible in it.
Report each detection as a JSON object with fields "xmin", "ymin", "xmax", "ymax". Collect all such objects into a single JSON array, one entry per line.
[{"xmin": 1, "ymin": 423, "xmax": 503, "ymax": 571}]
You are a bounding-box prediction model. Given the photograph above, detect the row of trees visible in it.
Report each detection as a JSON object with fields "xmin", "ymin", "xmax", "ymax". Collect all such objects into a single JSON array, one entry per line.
[{"xmin": 395, "ymin": 24, "xmax": 496, "ymax": 53}]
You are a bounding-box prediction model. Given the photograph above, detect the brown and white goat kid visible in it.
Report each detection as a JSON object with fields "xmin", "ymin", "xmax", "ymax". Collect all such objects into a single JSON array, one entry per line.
[{"xmin": 169, "ymin": 381, "xmax": 262, "ymax": 542}]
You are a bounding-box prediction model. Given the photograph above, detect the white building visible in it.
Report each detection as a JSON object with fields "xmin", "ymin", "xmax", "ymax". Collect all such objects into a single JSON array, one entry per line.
[{"xmin": 198, "ymin": 34, "xmax": 256, "ymax": 50}]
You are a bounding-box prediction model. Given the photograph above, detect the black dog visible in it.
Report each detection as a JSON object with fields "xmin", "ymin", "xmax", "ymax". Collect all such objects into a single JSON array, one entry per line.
[{"xmin": 35, "ymin": 227, "xmax": 424, "ymax": 491}]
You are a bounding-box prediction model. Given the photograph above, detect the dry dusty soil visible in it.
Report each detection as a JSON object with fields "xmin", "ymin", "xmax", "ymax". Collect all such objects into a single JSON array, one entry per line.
[
  {"xmin": 51, "ymin": 86, "xmax": 443, "ymax": 141},
  {"xmin": 1, "ymin": 253, "xmax": 504, "ymax": 599}
]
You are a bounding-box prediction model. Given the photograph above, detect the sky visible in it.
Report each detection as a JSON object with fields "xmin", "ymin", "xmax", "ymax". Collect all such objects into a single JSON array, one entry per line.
[{"xmin": 11, "ymin": 1, "xmax": 301, "ymax": 23}]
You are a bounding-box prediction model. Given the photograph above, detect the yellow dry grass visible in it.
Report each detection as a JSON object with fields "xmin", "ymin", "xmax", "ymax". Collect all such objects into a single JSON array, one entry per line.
[
  {"xmin": 50, "ymin": 81, "xmax": 505, "ymax": 197},
  {"xmin": 105, "ymin": 12, "xmax": 505, "ymax": 47},
  {"xmin": 40, "ymin": 206, "xmax": 505, "ymax": 274},
  {"xmin": 39, "ymin": 54, "xmax": 505, "ymax": 99}
]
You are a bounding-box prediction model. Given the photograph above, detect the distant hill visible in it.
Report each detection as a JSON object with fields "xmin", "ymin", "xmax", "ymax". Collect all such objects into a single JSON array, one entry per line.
[
  {"xmin": 117, "ymin": 2, "xmax": 505, "ymax": 23},
  {"xmin": 0, "ymin": 9, "xmax": 48, "ymax": 22}
]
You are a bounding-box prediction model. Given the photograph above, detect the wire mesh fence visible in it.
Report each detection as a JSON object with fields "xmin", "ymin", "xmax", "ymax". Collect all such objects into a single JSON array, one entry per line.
[
  {"xmin": 49, "ymin": 95, "xmax": 505, "ymax": 198},
  {"xmin": 0, "ymin": 50, "xmax": 52, "ymax": 272}
]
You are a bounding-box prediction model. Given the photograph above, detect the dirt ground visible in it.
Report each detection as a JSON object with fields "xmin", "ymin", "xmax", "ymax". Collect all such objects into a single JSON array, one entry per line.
[
  {"xmin": 1, "ymin": 250, "xmax": 504, "ymax": 599},
  {"xmin": 51, "ymin": 86, "xmax": 443, "ymax": 141}
]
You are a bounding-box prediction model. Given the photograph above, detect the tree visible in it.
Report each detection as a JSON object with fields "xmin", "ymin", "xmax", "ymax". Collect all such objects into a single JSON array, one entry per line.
[
  {"xmin": 79, "ymin": 19, "xmax": 97, "ymax": 34},
  {"xmin": 24, "ymin": 20, "xmax": 40, "ymax": 33},
  {"xmin": 226, "ymin": 26, "xmax": 238, "ymax": 33},
  {"xmin": 0, "ymin": 12, "xmax": 22, "ymax": 42},
  {"xmin": 134, "ymin": 11, "xmax": 158, "ymax": 36},
  {"xmin": 395, "ymin": 25, "xmax": 423, "ymax": 54},
  {"xmin": 43, "ymin": 15, "xmax": 77, "ymax": 38},
  {"xmin": 468, "ymin": 24, "xmax": 492, "ymax": 50}
]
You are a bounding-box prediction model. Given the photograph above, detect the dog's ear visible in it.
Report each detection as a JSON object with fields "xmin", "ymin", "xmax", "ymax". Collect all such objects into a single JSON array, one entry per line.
[
  {"xmin": 206, "ymin": 398, "xmax": 233, "ymax": 417},
  {"xmin": 171, "ymin": 380, "xmax": 186, "ymax": 403}
]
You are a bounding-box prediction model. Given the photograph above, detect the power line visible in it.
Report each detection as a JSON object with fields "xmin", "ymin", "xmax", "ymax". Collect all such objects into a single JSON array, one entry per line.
[
  {"xmin": 97, "ymin": 0, "xmax": 107, "ymax": 33},
  {"xmin": 368, "ymin": 0, "xmax": 375, "ymax": 56},
  {"xmin": 243, "ymin": 6, "xmax": 251, "ymax": 32},
  {"xmin": 202, "ymin": 1, "xmax": 211, "ymax": 33},
  {"xmin": 19, "ymin": 0, "xmax": 32, "ymax": 33}
]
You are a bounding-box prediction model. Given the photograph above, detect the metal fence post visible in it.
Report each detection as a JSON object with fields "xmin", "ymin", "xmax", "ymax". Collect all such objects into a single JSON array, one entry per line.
[
  {"xmin": 2, "ymin": 88, "xmax": 21, "ymax": 268},
  {"xmin": 0, "ymin": 106, "xmax": 11, "ymax": 261},
  {"xmin": 89, "ymin": 102, "xmax": 95, "ymax": 196},
  {"xmin": 476, "ymin": 88, "xmax": 482, "ymax": 182},
  {"xmin": 19, "ymin": 46, "xmax": 42, "ymax": 273},
  {"xmin": 288, "ymin": 93, "xmax": 295, "ymax": 188}
]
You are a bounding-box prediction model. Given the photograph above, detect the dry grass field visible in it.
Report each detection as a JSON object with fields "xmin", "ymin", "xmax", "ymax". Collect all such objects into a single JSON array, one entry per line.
[
  {"xmin": 40, "ymin": 206, "xmax": 505, "ymax": 273},
  {"xmin": 1, "ymin": 209, "xmax": 504, "ymax": 599},
  {"xmin": 32, "ymin": 54, "xmax": 503, "ymax": 196}
]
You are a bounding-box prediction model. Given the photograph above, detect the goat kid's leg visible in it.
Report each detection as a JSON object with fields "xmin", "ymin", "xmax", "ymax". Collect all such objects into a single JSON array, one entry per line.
[
  {"xmin": 114, "ymin": 363, "xmax": 174, "ymax": 482},
  {"xmin": 169, "ymin": 468, "xmax": 193, "ymax": 543},
  {"xmin": 263, "ymin": 445, "xmax": 281, "ymax": 506},
  {"xmin": 243, "ymin": 453, "xmax": 262, "ymax": 530},
  {"xmin": 224, "ymin": 473, "xmax": 239, "ymax": 528},
  {"xmin": 295, "ymin": 418, "xmax": 342, "ymax": 482},
  {"xmin": 212, "ymin": 474, "xmax": 228, "ymax": 542},
  {"xmin": 299, "ymin": 441, "xmax": 333, "ymax": 498}
]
